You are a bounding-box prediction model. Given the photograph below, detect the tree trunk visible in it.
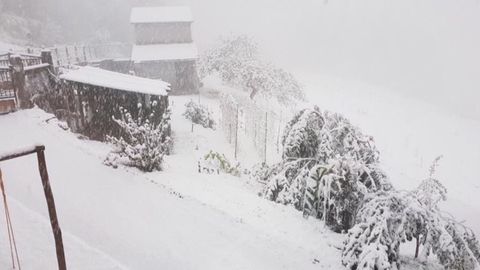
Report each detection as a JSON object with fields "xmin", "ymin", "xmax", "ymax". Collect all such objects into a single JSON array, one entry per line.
[{"xmin": 415, "ymin": 236, "xmax": 420, "ymax": 259}]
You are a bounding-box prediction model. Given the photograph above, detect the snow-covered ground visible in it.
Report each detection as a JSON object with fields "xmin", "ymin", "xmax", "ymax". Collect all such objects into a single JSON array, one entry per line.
[
  {"xmin": 0, "ymin": 105, "xmax": 342, "ymax": 269},
  {"xmin": 0, "ymin": 74, "xmax": 478, "ymax": 269}
]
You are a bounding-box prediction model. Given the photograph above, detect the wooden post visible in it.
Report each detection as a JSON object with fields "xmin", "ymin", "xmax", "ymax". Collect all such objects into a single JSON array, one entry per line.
[
  {"xmin": 9, "ymin": 55, "xmax": 30, "ymax": 109},
  {"xmin": 36, "ymin": 146, "xmax": 67, "ymax": 270},
  {"xmin": 234, "ymin": 106, "xmax": 239, "ymax": 159},
  {"xmin": 82, "ymin": 46, "xmax": 87, "ymax": 63},
  {"xmin": 74, "ymin": 46, "xmax": 79, "ymax": 64},
  {"xmin": 53, "ymin": 48, "xmax": 60, "ymax": 66},
  {"xmin": 264, "ymin": 111, "xmax": 268, "ymax": 163},
  {"xmin": 0, "ymin": 146, "xmax": 68, "ymax": 270}
]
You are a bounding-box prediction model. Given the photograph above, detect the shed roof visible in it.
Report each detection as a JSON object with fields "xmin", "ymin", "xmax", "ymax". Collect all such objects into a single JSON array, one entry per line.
[
  {"xmin": 131, "ymin": 43, "xmax": 198, "ymax": 62},
  {"xmin": 60, "ymin": 66, "xmax": 170, "ymax": 96},
  {"xmin": 130, "ymin": 6, "xmax": 193, "ymax": 24}
]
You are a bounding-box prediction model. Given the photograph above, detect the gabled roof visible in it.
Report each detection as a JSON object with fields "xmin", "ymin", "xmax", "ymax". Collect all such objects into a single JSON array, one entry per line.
[
  {"xmin": 130, "ymin": 6, "xmax": 193, "ymax": 24},
  {"xmin": 131, "ymin": 43, "xmax": 198, "ymax": 62},
  {"xmin": 60, "ymin": 66, "xmax": 170, "ymax": 96}
]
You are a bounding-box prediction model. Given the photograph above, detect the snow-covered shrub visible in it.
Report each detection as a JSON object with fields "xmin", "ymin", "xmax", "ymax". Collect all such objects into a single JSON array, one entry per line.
[
  {"xmin": 264, "ymin": 106, "xmax": 390, "ymax": 231},
  {"xmin": 183, "ymin": 101, "xmax": 215, "ymax": 129},
  {"xmin": 342, "ymin": 191, "xmax": 428, "ymax": 270},
  {"xmin": 342, "ymin": 160, "xmax": 480, "ymax": 270},
  {"xmin": 250, "ymin": 163, "xmax": 279, "ymax": 184},
  {"xmin": 198, "ymin": 151, "xmax": 241, "ymax": 177},
  {"xmin": 104, "ymin": 106, "xmax": 172, "ymax": 172},
  {"xmin": 199, "ymin": 35, "xmax": 304, "ymax": 105}
]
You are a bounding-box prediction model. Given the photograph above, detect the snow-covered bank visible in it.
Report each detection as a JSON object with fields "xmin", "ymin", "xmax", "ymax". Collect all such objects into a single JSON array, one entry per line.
[{"xmin": 0, "ymin": 107, "xmax": 342, "ymax": 269}]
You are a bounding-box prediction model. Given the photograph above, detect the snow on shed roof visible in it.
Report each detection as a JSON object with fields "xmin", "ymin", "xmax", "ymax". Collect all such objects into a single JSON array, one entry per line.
[
  {"xmin": 131, "ymin": 43, "xmax": 198, "ymax": 62},
  {"xmin": 130, "ymin": 6, "xmax": 193, "ymax": 24},
  {"xmin": 60, "ymin": 66, "xmax": 170, "ymax": 96}
]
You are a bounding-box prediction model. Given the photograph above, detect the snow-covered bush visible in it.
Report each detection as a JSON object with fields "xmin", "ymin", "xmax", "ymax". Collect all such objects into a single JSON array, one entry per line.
[
  {"xmin": 199, "ymin": 35, "xmax": 304, "ymax": 105},
  {"xmin": 250, "ymin": 163, "xmax": 279, "ymax": 184},
  {"xmin": 342, "ymin": 159, "xmax": 480, "ymax": 270},
  {"xmin": 342, "ymin": 191, "xmax": 427, "ymax": 270},
  {"xmin": 183, "ymin": 101, "xmax": 215, "ymax": 129},
  {"xmin": 198, "ymin": 151, "xmax": 241, "ymax": 177},
  {"xmin": 104, "ymin": 106, "xmax": 172, "ymax": 172},
  {"xmin": 264, "ymin": 106, "xmax": 390, "ymax": 231}
]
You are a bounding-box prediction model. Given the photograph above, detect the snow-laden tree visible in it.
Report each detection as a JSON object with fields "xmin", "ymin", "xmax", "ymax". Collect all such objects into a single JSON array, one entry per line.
[
  {"xmin": 199, "ymin": 35, "xmax": 305, "ymax": 105},
  {"xmin": 342, "ymin": 159, "xmax": 480, "ymax": 270},
  {"xmin": 104, "ymin": 105, "xmax": 172, "ymax": 172},
  {"xmin": 342, "ymin": 191, "xmax": 429, "ymax": 270},
  {"xmin": 264, "ymin": 106, "xmax": 390, "ymax": 231},
  {"xmin": 183, "ymin": 100, "xmax": 216, "ymax": 129}
]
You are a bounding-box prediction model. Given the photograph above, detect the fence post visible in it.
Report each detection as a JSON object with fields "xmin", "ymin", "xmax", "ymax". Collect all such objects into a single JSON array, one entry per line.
[
  {"xmin": 36, "ymin": 146, "xmax": 67, "ymax": 270},
  {"xmin": 264, "ymin": 111, "xmax": 268, "ymax": 163},
  {"xmin": 9, "ymin": 55, "xmax": 30, "ymax": 109},
  {"xmin": 234, "ymin": 105, "xmax": 239, "ymax": 159},
  {"xmin": 74, "ymin": 46, "xmax": 80, "ymax": 64},
  {"xmin": 82, "ymin": 46, "xmax": 87, "ymax": 63},
  {"xmin": 65, "ymin": 47, "xmax": 70, "ymax": 65}
]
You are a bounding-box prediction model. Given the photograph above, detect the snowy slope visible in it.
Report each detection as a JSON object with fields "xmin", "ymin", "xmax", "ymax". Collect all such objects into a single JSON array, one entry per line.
[
  {"xmin": 0, "ymin": 106, "xmax": 342, "ymax": 269},
  {"xmin": 297, "ymin": 72, "xmax": 480, "ymax": 236}
]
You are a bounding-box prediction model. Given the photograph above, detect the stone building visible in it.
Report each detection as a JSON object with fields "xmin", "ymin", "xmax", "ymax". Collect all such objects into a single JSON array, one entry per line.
[{"xmin": 130, "ymin": 6, "xmax": 200, "ymax": 95}]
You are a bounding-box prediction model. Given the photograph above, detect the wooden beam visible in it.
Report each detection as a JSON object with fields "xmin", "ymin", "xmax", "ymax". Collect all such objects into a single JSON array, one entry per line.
[
  {"xmin": 36, "ymin": 147, "xmax": 67, "ymax": 270},
  {"xmin": 0, "ymin": 145, "xmax": 67, "ymax": 270}
]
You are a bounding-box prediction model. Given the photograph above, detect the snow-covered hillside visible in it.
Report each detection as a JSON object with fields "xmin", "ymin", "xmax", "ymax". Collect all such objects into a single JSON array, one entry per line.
[{"xmin": 0, "ymin": 104, "xmax": 343, "ymax": 269}]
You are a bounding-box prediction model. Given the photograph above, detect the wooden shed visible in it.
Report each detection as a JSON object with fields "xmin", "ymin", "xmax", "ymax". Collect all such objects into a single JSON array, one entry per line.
[
  {"xmin": 59, "ymin": 66, "xmax": 170, "ymax": 140},
  {"xmin": 130, "ymin": 6, "xmax": 200, "ymax": 95}
]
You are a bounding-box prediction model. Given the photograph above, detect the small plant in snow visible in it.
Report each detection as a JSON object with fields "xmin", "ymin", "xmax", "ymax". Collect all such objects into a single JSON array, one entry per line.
[
  {"xmin": 198, "ymin": 150, "xmax": 241, "ymax": 176},
  {"xmin": 183, "ymin": 101, "xmax": 216, "ymax": 129},
  {"xmin": 104, "ymin": 106, "xmax": 172, "ymax": 172}
]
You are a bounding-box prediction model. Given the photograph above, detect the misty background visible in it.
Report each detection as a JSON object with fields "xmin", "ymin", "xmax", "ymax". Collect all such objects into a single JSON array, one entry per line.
[{"xmin": 1, "ymin": 0, "xmax": 479, "ymax": 120}]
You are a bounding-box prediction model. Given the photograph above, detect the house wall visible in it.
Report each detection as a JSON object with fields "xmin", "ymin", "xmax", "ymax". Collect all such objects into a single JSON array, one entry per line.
[
  {"xmin": 134, "ymin": 60, "xmax": 199, "ymax": 95},
  {"xmin": 25, "ymin": 67, "xmax": 51, "ymax": 99},
  {"xmin": 134, "ymin": 23, "xmax": 193, "ymax": 44}
]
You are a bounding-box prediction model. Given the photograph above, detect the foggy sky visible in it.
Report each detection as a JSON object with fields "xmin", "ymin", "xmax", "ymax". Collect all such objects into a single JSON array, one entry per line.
[
  {"xmin": 180, "ymin": 0, "xmax": 480, "ymax": 120},
  {"xmin": 6, "ymin": 0, "xmax": 479, "ymax": 119}
]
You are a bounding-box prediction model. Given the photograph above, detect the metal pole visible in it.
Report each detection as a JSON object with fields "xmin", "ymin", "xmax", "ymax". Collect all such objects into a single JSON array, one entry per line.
[{"xmin": 36, "ymin": 146, "xmax": 67, "ymax": 270}]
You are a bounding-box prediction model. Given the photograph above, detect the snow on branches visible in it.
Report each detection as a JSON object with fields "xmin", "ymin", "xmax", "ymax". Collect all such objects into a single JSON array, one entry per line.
[
  {"xmin": 342, "ymin": 159, "xmax": 480, "ymax": 270},
  {"xmin": 104, "ymin": 104, "xmax": 172, "ymax": 172},
  {"xmin": 264, "ymin": 106, "xmax": 390, "ymax": 232},
  {"xmin": 183, "ymin": 100, "xmax": 216, "ymax": 129},
  {"xmin": 198, "ymin": 151, "xmax": 241, "ymax": 177},
  {"xmin": 199, "ymin": 35, "xmax": 305, "ymax": 105}
]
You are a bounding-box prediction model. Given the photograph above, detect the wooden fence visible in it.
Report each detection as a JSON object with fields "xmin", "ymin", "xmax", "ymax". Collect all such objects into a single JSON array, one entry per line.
[
  {"xmin": 220, "ymin": 92, "xmax": 293, "ymax": 164},
  {"xmin": 50, "ymin": 43, "xmax": 131, "ymax": 67},
  {"xmin": 0, "ymin": 42, "xmax": 131, "ymax": 68}
]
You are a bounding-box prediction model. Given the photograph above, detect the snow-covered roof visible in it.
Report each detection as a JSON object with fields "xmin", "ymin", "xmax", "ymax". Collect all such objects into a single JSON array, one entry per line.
[
  {"xmin": 60, "ymin": 66, "xmax": 170, "ymax": 96},
  {"xmin": 130, "ymin": 6, "xmax": 193, "ymax": 24},
  {"xmin": 131, "ymin": 43, "xmax": 198, "ymax": 62}
]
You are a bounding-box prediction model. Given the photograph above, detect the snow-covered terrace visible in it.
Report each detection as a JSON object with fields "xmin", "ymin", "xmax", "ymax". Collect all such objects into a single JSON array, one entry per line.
[
  {"xmin": 131, "ymin": 43, "xmax": 198, "ymax": 62},
  {"xmin": 60, "ymin": 66, "xmax": 170, "ymax": 96},
  {"xmin": 130, "ymin": 6, "xmax": 193, "ymax": 24}
]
